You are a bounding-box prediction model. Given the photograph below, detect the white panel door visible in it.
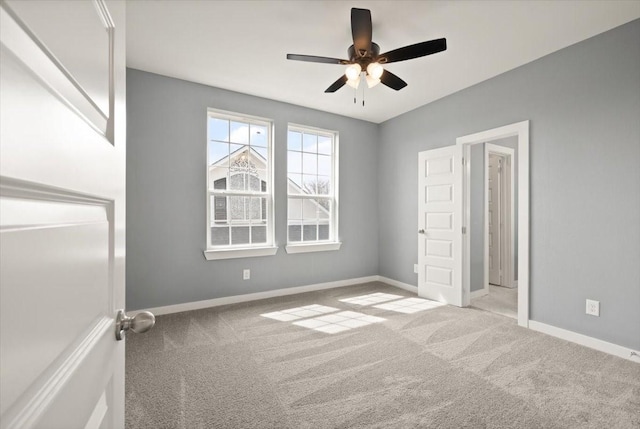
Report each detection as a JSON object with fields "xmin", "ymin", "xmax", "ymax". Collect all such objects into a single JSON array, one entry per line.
[
  {"xmin": 0, "ymin": 1, "xmax": 127, "ymax": 428},
  {"xmin": 418, "ymin": 145, "xmax": 463, "ymax": 306},
  {"xmin": 488, "ymin": 153, "xmax": 502, "ymax": 286}
]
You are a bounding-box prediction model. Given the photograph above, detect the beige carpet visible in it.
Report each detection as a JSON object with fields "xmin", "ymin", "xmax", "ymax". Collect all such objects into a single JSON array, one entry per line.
[
  {"xmin": 471, "ymin": 285, "xmax": 518, "ymax": 319},
  {"xmin": 126, "ymin": 282, "xmax": 640, "ymax": 428}
]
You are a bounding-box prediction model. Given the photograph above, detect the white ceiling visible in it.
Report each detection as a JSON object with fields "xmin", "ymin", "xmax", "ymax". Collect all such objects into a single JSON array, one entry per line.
[{"xmin": 126, "ymin": 1, "xmax": 640, "ymax": 124}]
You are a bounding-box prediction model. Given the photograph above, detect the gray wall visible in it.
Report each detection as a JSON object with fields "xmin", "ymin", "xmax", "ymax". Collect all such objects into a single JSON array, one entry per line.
[
  {"xmin": 470, "ymin": 137, "xmax": 519, "ymax": 293},
  {"xmin": 126, "ymin": 69, "xmax": 379, "ymax": 310},
  {"xmin": 379, "ymin": 19, "xmax": 640, "ymax": 349}
]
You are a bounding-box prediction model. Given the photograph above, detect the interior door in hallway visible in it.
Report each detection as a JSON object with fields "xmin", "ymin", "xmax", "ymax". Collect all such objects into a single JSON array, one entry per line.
[
  {"xmin": 0, "ymin": 0, "xmax": 127, "ymax": 427},
  {"xmin": 418, "ymin": 145, "xmax": 463, "ymax": 306},
  {"xmin": 488, "ymin": 153, "xmax": 502, "ymax": 286}
]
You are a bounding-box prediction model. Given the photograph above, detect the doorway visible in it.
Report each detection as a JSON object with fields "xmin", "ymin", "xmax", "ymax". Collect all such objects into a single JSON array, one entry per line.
[
  {"xmin": 470, "ymin": 142, "xmax": 517, "ymax": 318},
  {"xmin": 416, "ymin": 121, "xmax": 529, "ymax": 326},
  {"xmin": 457, "ymin": 121, "xmax": 529, "ymax": 327}
]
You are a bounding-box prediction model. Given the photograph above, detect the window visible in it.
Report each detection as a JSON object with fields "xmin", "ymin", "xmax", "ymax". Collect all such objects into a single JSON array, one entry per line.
[
  {"xmin": 205, "ymin": 109, "xmax": 276, "ymax": 260},
  {"xmin": 286, "ymin": 125, "xmax": 340, "ymax": 253}
]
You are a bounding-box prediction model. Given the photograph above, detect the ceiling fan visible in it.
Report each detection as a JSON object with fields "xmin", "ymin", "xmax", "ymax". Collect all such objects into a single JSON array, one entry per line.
[{"xmin": 286, "ymin": 7, "xmax": 447, "ymax": 93}]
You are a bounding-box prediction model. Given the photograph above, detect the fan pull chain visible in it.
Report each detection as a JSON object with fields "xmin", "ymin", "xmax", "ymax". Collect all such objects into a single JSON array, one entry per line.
[{"xmin": 362, "ymin": 78, "xmax": 365, "ymax": 107}]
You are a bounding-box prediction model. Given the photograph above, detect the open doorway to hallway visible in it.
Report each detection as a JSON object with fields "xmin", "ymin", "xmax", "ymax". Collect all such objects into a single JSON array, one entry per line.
[{"xmin": 468, "ymin": 137, "xmax": 518, "ymax": 319}]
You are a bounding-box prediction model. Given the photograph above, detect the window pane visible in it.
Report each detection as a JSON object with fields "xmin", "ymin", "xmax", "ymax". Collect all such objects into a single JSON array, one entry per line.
[
  {"xmin": 209, "ymin": 141, "xmax": 229, "ymax": 165},
  {"xmin": 229, "ymin": 196, "xmax": 246, "ymax": 220},
  {"xmin": 231, "ymin": 226, "xmax": 250, "ymax": 245},
  {"xmin": 253, "ymin": 146, "xmax": 268, "ymax": 161},
  {"xmin": 302, "ymin": 175, "xmax": 316, "ymax": 194},
  {"xmin": 318, "ymin": 155, "xmax": 331, "ymax": 176},
  {"xmin": 248, "ymin": 174, "xmax": 262, "ymax": 192},
  {"xmin": 288, "ymin": 224, "xmax": 302, "ymax": 242},
  {"xmin": 316, "ymin": 199, "xmax": 331, "ymax": 218},
  {"xmin": 230, "ymin": 121, "xmax": 249, "ymax": 144},
  {"xmin": 210, "ymin": 169, "xmax": 227, "ymax": 190},
  {"xmin": 302, "ymin": 153, "xmax": 317, "ymax": 175},
  {"xmin": 288, "ymin": 198, "xmax": 303, "ymax": 220},
  {"xmin": 288, "ymin": 151, "xmax": 302, "ymax": 173},
  {"xmin": 316, "ymin": 176, "xmax": 330, "ymax": 195},
  {"xmin": 249, "ymin": 197, "xmax": 263, "ymax": 221},
  {"xmin": 250, "ymin": 124, "xmax": 267, "ymax": 147},
  {"xmin": 211, "ymin": 226, "xmax": 229, "ymax": 245},
  {"xmin": 318, "ymin": 224, "xmax": 330, "ymax": 240},
  {"xmin": 303, "ymin": 133, "xmax": 317, "ymax": 153},
  {"xmin": 288, "ymin": 174, "xmax": 303, "ymax": 194},
  {"xmin": 211, "ymin": 196, "xmax": 227, "ymax": 221},
  {"xmin": 229, "ymin": 173, "xmax": 246, "ymax": 191},
  {"xmin": 302, "ymin": 198, "xmax": 318, "ymax": 220},
  {"xmin": 288, "ymin": 131, "xmax": 302, "ymax": 151},
  {"xmin": 303, "ymin": 224, "xmax": 318, "ymax": 241},
  {"xmin": 318, "ymin": 135, "xmax": 332, "ymax": 155},
  {"xmin": 209, "ymin": 118, "xmax": 228, "ymax": 142},
  {"xmin": 251, "ymin": 226, "xmax": 267, "ymax": 243}
]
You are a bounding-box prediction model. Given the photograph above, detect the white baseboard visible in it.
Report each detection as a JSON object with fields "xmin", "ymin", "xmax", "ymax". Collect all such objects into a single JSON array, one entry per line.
[
  {"xmin": 135, "ymin": 275, "xmax": 379, "ymax": 316},
  {"xmin": 528, "ymin": 320, "xmax": 640, "ymax": 363},
  {"xmin": 377, "ymin": 276, "xmax": 418, "ymax": 293}
]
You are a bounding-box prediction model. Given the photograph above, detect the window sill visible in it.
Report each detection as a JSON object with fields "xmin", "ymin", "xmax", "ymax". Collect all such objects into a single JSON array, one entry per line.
[
  {"xmin": 204, "ymin": 246, "xmax": 278, "ymax": 261},
  {"xmin": 285, "ymin": 242, "xmax": 342, "ymax": 254}
]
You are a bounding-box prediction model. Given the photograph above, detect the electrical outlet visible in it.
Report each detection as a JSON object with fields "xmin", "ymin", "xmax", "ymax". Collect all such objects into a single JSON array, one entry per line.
[
  {"xmin": 586, "ymin": 299, "xmax": 599, "ymax": 316},
  {"xmin": 243, "ymin": 269, "xmax": 250, "ymax": 280},
  {"xmin": 413, "ymin": 264, "xmax": 419, "ymax": 274}
]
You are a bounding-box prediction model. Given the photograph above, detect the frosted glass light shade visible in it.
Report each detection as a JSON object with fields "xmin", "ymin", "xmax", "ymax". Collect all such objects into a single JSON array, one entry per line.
[
  {"xmin": 346, "ymin": 77, "xmax": 360, "ymax": 89},
  {"xmin": 366, "ymin": 74, "xmax": 380, "ymax": 88},
  {"xmin": 345, "ymin": 63, "xmax": 362, "ymax": 80},
  {"xmin": 366, "ymin": 62, "xmax": 384, "ymax": 79}
]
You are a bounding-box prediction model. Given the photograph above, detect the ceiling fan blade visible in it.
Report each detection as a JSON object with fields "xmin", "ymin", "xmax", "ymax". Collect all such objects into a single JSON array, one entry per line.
[
  {"xmin": 351, "ymin": 8, "xmax": 372, "ymax": 56},
  {"xmin": 378, "ymin": 38, "xmax": 447, "ymax": 64},
  {"xmin": 380, "ymin": 70, "xmax": 408, "ymax": 91},
  {"xmin": 287, "ymin": 54, "xmax": 349, "ymax": 65},
  {"xmin": 325, "ymin": 75, "xmax": 348, "ymax": 93}
]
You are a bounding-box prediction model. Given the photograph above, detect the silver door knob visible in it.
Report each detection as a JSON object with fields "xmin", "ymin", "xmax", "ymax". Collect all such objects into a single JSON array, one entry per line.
[
  {"xmin": 115, "ymin": 309, "xmax": 155, "ymax": 341},
  {"xmin": 418, "ymin": 229, "xmax": 425, "ymax": 234}
]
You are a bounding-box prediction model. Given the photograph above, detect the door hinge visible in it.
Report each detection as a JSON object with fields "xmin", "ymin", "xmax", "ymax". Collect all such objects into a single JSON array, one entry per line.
[
  {"xmin": 462, "ymin": 157, "xmax": 465, "ymax": 166},
  {"xmin": 462, "ymin": 226, "xmax": 467, "ymax": 234}
]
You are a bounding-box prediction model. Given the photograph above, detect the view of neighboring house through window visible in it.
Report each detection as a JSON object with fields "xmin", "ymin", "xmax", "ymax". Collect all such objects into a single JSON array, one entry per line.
[
  {"xmin": 207, "ymin": 110, "xmax": 273, "ymax": 249},
  {"xmin": 287, "ymin": 125, "xmax": 338, "ymax": 244}
]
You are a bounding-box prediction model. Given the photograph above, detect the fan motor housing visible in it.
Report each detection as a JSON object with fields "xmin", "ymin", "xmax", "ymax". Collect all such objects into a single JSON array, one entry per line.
[{"xmin": 348, "ymin": 42, "xmax": 381, "ymax": 66}]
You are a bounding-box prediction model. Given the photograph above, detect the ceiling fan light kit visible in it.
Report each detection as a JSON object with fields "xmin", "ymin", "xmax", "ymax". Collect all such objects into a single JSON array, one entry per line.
[{"xmin": 286, "ymin": 7, "xmax": 447, "ymax": 98}]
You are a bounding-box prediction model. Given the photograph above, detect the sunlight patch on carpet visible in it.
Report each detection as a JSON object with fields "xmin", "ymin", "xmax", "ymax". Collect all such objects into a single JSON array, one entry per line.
[
  {"xmin": 374, "ymin": 297, "xmax": 445, "ymax": 314},
  {"xmin": 339, "ymin": 292, "xmax": 404, "ymax": 305},
  {"xmin": 261, "ymin": 304, "xmax": 339, "ymax": 321},
  {"xmin": 292, "ymin": 311, "xmax": 385, "ymax": 334}
]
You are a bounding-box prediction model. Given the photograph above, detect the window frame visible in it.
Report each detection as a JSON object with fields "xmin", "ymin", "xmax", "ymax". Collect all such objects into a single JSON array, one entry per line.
[
  {"xmin": 204, "ymin": 108, "xmax": 277, "ymax": 260},
  {"xmin": 285, "ymin": 123, "xmax": 341, "ymax": 254}
]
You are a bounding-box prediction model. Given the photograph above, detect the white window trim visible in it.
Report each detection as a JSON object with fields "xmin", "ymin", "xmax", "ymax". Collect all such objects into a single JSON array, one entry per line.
[
  {"xmin": 204, "ymin": 246, "xmax": 278, "ymax": 260},
  {"xmin": 286, "ymin": 123, "xmax": 340, "ymax": 252},
  {"xmin": 285, "ymin": 242, "xmax": 341, "ymax": 254},
  {"xmin": 204, "ymin": 108, "xmax": 275, "ymax": 260}
]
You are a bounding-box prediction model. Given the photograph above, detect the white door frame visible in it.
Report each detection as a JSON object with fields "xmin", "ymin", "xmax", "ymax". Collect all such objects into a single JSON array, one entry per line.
[
  {"xmin": 457, "ymin": 121, "xmax": 529, "ymax": 327},
  {"xmin": 485, "ymin": 144, "xmax": 515, "ymax": 290}
]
